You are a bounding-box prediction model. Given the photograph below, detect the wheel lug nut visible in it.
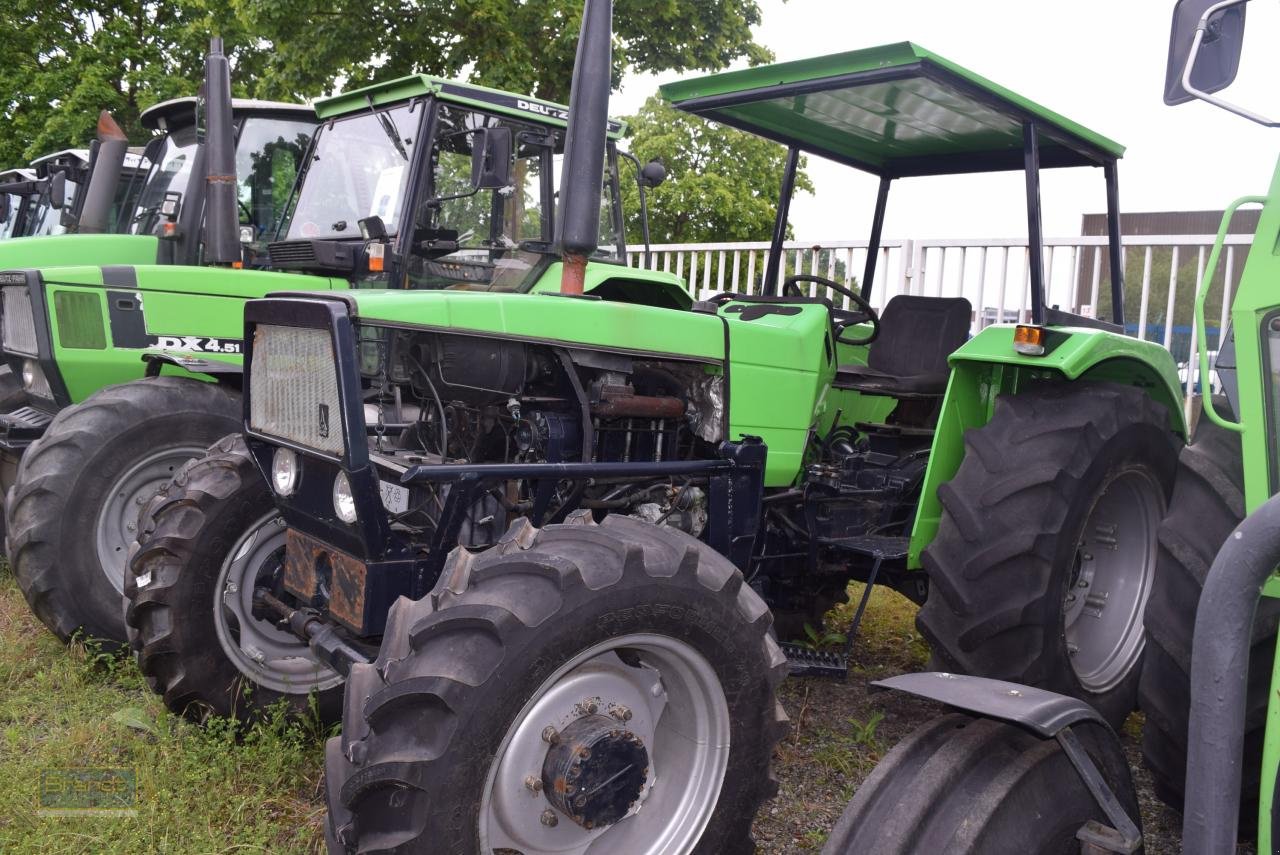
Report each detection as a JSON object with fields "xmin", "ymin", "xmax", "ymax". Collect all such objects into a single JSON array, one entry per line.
[
  {"xmin": 542, "ymin": 726, "xmax": 559, "ymax": 745},
  {"xmin": 582, "ymin": 699, "xmax": 598, "ymax": 714},
  {"xmin": 540, "ymin": 809, "xmax": 558, "ymax": 827},
  {"xmin": 610, "ymin": 705, "xmax": 632, "ymax": 722},
  {"xmin": 525, "ymin": 775, "xmax": 543, "ymax": 794}
]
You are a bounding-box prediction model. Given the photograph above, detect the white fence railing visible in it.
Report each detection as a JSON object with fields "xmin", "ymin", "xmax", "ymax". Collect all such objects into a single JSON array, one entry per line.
[
  {"xmin": 629, "ymin": 235, "xmax": 1251, "ymax": 415},
  {"xmin": 630, "ymin": 234, "xmax": 1249, "ymax": 355}
]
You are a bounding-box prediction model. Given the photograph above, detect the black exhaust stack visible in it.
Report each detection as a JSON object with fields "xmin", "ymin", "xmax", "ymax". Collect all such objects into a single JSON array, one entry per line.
[
  {"xmin": 555, "ymin": 0, "xmax": 612, "ymax": 295},
  {"xmin": 76, "ymin": 112, "xmax": 130, "ymax": 234},
  {"xmin": 202, "ymin": 37, "xmax": 240, "ymax": 265}
]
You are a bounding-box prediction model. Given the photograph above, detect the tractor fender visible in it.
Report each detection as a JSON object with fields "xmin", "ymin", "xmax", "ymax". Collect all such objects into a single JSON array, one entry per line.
[
  {"xmin": 872, "ymin": 672, "xmax": 1107, "ymax": 738},
  {"xmin": 947, "ymin": 324, "xmax": 1188, "ymax": 439},
  {"xmin": 141, "ymin": 351, "xmax": 242, "ymax": 386}
]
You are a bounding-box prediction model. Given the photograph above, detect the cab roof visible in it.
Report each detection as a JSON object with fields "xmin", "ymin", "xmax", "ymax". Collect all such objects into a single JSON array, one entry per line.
[
  {"xmin": 0, "ymin": 168, "xmax": 36, "ymax": 182},
  {"xmin": 30, "ymin": 149, "xmax": 90, "ymax": 169},
  {"xmin": 314, "ymin": 75, "xmax": 626, "ymax": 138},
  {"xmin": 139, "ymin": 98, "xmax": 315, "ymax": 132},
  {"xmin": 660, "ymin": 42, "xmax": 1123, "ymax": 177}
]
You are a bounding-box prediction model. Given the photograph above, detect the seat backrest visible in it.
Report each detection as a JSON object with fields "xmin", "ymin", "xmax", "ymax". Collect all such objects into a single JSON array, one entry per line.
[{"xmin": 866, "ymin": 295, "xmax": 972, "ymax": 376}]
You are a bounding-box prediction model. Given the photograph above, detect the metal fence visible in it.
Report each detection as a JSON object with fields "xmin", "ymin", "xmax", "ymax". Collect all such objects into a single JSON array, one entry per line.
[{"xmin": 629, "ymin": 235, "xmax": 1251, "ymax": 416}]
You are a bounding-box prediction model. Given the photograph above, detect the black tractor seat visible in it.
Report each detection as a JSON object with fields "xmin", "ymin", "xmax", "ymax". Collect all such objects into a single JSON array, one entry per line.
[{"xmin": 833, "ymin": 295, "xmax": 972, "ymax": 399}]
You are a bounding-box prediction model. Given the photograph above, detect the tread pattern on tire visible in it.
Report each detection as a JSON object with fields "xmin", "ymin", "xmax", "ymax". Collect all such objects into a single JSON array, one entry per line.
[
  {"xmin": 326, "ymin": 512, "xmax": 788, "ymax": 853},
  {"xmin": 822, "ymin": 712, "xmax": 1139, "ymax": 855},
  {"xmin": 916, "ymin": 382, "xmax": 1176, "ymax": 725},
  {"xmin": 1138, "ymin": 414, "xmax": 1278, "ymax": 815},
  {"xmin": 8, "ymin": 376, "xmax": 239, "ymax": 644},
  {"xmin": 125, "ymin": 432, "xmax": 342, "ymax": 723}
]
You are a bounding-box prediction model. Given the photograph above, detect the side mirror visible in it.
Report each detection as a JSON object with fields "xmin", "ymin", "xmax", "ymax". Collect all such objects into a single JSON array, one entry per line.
[
  {"xmin": 1165, "ymin": 0, "xmax": 1247, "ymax": 105},
  {"xmin": 639, "ymin": 158, "xmax": 667, "ymax": 189},
  {"xmin": 470, "ymin": 127, "xmax": 513, "ymax": 190},
  {"xmin": 49, "ymin": 171, "xmax": 67, "ymax": 210}
]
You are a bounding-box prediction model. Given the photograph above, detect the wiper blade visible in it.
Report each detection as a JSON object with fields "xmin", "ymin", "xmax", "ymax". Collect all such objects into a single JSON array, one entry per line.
[{"xmin": 367, "ymin": 96, "xmax": 409, "ymax": 161}]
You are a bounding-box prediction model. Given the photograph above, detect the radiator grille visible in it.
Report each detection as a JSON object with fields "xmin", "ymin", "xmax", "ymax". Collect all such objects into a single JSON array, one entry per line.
[
  {"xmin": 2, "ymin": 285, "xmax": 38, "ymax": 356},
  {"xmin": 249, "ymin": 324, "xmax": 345, "ymax": 455}
]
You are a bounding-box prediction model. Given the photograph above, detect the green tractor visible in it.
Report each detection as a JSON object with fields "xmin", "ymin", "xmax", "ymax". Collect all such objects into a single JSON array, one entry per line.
[
  {"xmin": 122, "ymin": 0, "xmax": 1195, "ymax": 849},
  {"xmin": 821, "ymin": 1, "xmax": 1280, "ymax": 853},
  {"xmin": 6, "ymin": 38, "xmax": 671, "ymax": 652}
]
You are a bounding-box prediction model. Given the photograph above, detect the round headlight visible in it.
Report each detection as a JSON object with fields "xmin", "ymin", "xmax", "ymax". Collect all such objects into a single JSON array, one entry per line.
[
  {"xmin": 271, "ymin": 447, "xmax": 298, "ymax": 496},
  {"xmin": 21, "ymin": 359, "xmax": 37, "ymax": 390},
  {"xmin": 333, "ymin": 470, "xmax": 357, "ymax": 524}
]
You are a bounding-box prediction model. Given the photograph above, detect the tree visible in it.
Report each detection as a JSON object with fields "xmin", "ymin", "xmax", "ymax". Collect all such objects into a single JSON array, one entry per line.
[
  {"xmin": 0, "ymin": 2, "xmax": 272, "ymax": 166},
  {"xmin": 617, "ymin": 95, "xmax": 813, "ymax": 245},
  {"xmin": 237, "ymin": 0, "xmax": 772, "ymax": 104},
  {"xmin": 2, "ymin": 1, "xmax": 770, "ymax": 172}
]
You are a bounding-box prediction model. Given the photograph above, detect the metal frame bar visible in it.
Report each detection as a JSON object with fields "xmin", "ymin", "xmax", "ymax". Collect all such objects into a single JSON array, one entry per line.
[
  {"xmin": 861, "ymin": 177, "xmax": 891, "ymax": 300},
  {"xmin": 764, "ymin": 147, "xmax": 800, "ymax": 295},
  {"xmin": 1104, "ymin": 160, "xmax": 1126, "ymax": 325},
  {"xmin": 1023, "ymin": 121, "xmax": 1047, "ymax": 325}
]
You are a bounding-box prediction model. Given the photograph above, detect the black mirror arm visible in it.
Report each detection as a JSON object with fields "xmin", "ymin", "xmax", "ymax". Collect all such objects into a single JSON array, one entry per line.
[
  {"xmin": 1182, "ymin": 0, "xmax": 1277, "ymax": 125},
  {"xmin": 617, "ymin": 150, "xmax": 653, "ymax": 269}
]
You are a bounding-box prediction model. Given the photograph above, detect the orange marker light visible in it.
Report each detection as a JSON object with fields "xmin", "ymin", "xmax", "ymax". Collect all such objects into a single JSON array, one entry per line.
[
  {"xmin": 368, "ymin": 242, "xmax": 385, "ymax": 273},
  {"xmin": 1013, "ymin": 324, "xmax": 1046, "ymax": 356}
]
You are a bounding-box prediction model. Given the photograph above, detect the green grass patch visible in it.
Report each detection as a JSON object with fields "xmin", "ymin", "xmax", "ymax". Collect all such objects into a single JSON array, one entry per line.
[{"xmin": 0, "ymin": 572, "xmax": 327, "ymax": 854}]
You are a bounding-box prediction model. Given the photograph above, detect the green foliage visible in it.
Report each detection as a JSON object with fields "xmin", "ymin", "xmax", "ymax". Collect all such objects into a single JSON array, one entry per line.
[
  {"xmin": 619, "ymin": 95, "xmax": 813, "ymax": 245},
  {"xmin": 1, "ymin": 0, "xmax": 770, "ymax": 176}
]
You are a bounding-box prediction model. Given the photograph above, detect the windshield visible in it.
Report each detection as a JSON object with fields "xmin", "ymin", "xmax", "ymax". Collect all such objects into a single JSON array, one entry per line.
[
  {"xmin": 127, "ymin": 125, "xmax": 198, "ymax": 236},
  {"xmin": 26, "ymin": 179, "xmax": 78, "ymax": 237},
  {"xmin": 405, "ymin": 103, "xmax": 625, "ymax": 292},
  {"xmin": 236, "ymin": 117, "xmax": 314, "ymax": 244},
  {"xmin": 284, "ymin": 105, "xmax": 418, "ymax": 240},
  {"xmin": 0, "ymin": 192, "xmax": 22, "ymax": 238}
]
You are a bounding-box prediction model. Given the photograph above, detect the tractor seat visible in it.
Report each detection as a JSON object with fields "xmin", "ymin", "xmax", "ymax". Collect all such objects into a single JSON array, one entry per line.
[{"xmin": 834, "ymin": 295, "xmax": 972, "ymax": 398}]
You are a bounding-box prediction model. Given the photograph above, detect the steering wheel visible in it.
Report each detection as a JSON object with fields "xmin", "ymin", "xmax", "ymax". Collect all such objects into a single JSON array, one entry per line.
[{"xmin": 783, "ymin": 274, "xmax": 880, "ymax": 345}]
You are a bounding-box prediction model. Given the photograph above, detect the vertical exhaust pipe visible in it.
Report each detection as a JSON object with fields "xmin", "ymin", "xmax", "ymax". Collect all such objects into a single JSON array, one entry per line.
[
  {"xmin": 555, "ymin": 0, "xmax": 612, "ymax": 294},
  {"xmin": 202, "ymin": 36, "xmax": 241, "ymax": 265},
  {"xmin": 77, "ymin": 112, "xmax": 130, "ymax": 234}
]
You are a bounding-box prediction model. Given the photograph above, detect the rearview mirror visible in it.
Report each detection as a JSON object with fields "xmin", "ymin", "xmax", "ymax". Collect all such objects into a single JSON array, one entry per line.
[
  {"xmin": 639, "ymin": 158, "xmax": 667, "ymax": 189},
  {"xmin": 1165, "ymin": 0, "xmax": 1247, "ymax": 105},
  {"xmin": 49, "ymin": 172, "xmax": 67, "ymax": 210},
  {"xmin": 471, "ymin": 127, "xmax": 513, "ymax": 190}
]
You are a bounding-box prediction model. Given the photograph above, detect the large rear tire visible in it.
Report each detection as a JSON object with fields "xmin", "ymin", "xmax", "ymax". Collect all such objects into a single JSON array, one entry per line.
[
  {"xmin": 1138, "ymin": 413, "xmax": 1277, "ymax": 819},
  {"xmin": 7, "ymin": 377, "xmax": 240, "ymax": 646},
  {"xmin": 822, "ymin": 712, "xmax": 1140, "ymax": 854},
  {"xmin": 917, "ymin": 382, "xmax": 1177, "ymax": 728},
  {"xmin": 325, "ymin": 513, "xmax": 787, "ymax": 854},
  {"xmin": 125, "ymin": 434, "xmax": 344, "ymax": 724}
]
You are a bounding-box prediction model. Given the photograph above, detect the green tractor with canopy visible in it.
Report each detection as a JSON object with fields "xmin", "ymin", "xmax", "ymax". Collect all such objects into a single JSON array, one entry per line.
[
  {"xmin": 121, "ymin": 0, "xmax": 1194, "ymax": 849},
  {"xmin": 822, "ymin": 1, "xmax": 1280, "ymax": 853}
]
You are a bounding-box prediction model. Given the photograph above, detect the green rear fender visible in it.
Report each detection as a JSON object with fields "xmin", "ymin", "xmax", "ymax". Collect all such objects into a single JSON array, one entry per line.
[{"xmin": 907, "ymin": 324, "xmax": 1188, "ymax": 568}]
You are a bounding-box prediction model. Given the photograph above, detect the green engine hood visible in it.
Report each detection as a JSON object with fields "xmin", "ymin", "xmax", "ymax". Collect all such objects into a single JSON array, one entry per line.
[{"xmin": 0, "ymin": 234, "xmax": 160, "ymax": 269}]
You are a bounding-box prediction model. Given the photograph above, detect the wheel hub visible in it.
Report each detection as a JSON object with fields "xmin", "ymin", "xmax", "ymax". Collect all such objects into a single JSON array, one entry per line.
[{"xmin": 542, "ymin": 714, "xmax": 649, "ymax": 830}]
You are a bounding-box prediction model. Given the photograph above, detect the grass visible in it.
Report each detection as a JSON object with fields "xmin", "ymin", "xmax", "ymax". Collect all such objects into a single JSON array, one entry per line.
[
  {"xmin": 0, "ymin": 565, "xmax": 932, "ymax": 855},
  {"xmin": 0, "ymin": 570, "xmax": 328, "ymax": 854}
]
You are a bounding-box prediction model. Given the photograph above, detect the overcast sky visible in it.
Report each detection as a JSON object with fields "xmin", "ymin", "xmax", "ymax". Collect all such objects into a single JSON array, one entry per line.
[{"xmin": 611, "ymin": 0, "xmax": 1280, "ymax": 241}]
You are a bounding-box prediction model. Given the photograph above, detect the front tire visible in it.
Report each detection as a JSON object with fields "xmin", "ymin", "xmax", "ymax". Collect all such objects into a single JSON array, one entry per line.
[
  {"xmin": 917, "ymin": 382, "xmax": 1177, "ymax": 728},
  {"xmin": 125, "ymin": 434, "xmax": 344, "ymax": 724},
  {"xmin": 326, "ymin": 513, "xmax": 787, "ymax": 854},
  {"xmin": 823, "ymin": 712, "xmax": 1140, "ymax": 854},
  {"xmin": 7, "ymin": 376, "xmax": 241, "ymax": 645}
]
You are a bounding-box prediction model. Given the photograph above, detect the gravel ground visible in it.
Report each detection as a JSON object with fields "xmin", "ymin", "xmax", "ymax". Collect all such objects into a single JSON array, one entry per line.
[{"xmin": 750, "ymin": 585, "xmax": 1198, "ymax": 854}]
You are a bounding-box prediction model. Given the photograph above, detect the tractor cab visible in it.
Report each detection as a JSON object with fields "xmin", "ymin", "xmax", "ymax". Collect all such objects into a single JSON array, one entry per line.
[
  {"xmin": 663, "ymin": 42, "xmax": 1131, "ymax": 419},
  {"xmin": 0, "ymin": 168, "xmax": 39, "ymax": 239}
]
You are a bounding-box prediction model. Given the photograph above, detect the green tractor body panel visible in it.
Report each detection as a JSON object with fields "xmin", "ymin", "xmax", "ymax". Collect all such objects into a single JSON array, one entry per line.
[
  {"xmin": 24, "ymin": 265, "xmax": 340, "ymax": 402},
  {"xmin": 0, "ymin": 234, "xmax": 160, "ymax": 269}
]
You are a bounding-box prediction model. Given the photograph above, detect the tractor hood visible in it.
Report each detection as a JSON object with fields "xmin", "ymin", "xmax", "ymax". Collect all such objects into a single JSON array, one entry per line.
[{"xmin": 0, "ymin": 234, "xmax": 161, "ymax": 269}]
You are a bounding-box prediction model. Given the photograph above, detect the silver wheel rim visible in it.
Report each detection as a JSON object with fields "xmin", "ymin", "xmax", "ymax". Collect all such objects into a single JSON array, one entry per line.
[
  {"xmin": 212, "ymin": 511, "xmax": 342, "ymax": 695},
  {"xmin": 95, "ymin": 445, "xmax": 204, "ymax": 596},
  {"xmin": 1064, "ymin": 467, "xmax": 1164, "ymax": 693},
  {"xmin": 479, "ymin": 632, "xmax": 730, "ymax": 854}
]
